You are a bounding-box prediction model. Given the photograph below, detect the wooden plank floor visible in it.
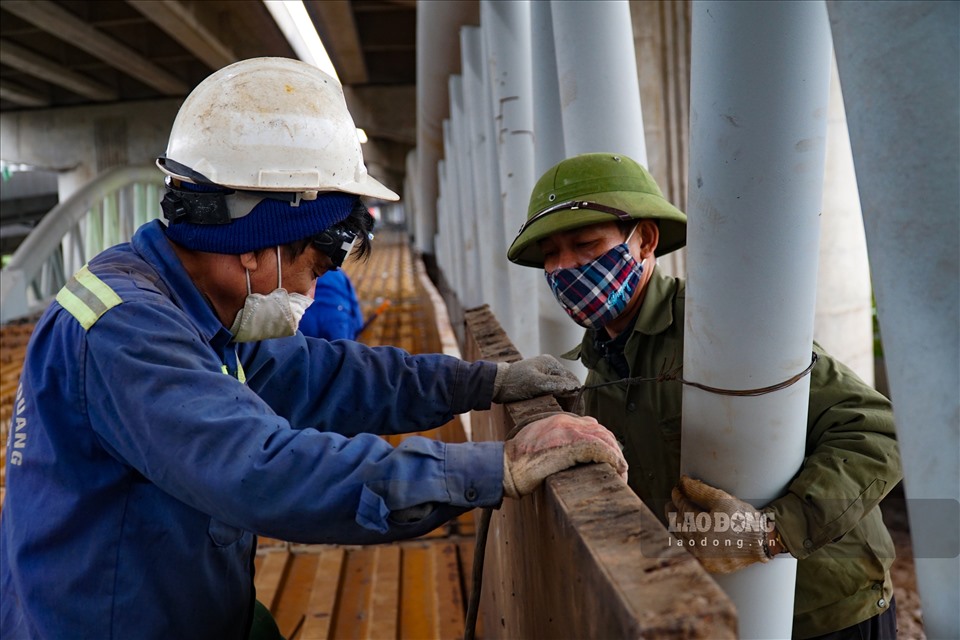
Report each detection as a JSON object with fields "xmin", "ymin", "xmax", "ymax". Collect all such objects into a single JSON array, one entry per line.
[{"xmin": 0, "ymin": 227, "xmax": 481, "ymax": 639}]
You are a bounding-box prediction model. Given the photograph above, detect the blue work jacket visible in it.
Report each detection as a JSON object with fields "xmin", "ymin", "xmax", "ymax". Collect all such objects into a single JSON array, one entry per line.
[
  {"xmin": 298, "ymin": 269, "xmax": 364, "ymax": 340},
  {"xmin": 0, "ymin": 221, "xmax": 503, "ymax": 639}
]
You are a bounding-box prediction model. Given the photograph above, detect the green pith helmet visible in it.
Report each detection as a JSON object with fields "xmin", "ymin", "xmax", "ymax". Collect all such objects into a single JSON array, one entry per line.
[{"xmin": 507, "ymin": 153, "xmax": 687, "ymax": 268}]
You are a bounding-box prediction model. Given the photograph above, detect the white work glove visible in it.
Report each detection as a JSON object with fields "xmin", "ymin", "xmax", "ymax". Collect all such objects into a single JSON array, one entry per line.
[
  {"xmin": 666, "ymin": 475, "xmax": 781, "ymax": 574},
  {"xmin": 502, "ymin": 412, "xmax": 628, "ymax": 499},
  {"xmin": 492, "ymin": 355, "xmax": 581, "ymax": 404}
]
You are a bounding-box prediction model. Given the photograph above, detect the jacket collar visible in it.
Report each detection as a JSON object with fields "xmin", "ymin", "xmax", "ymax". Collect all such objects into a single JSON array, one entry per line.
[
  {"xmin": 131, "ymin": 221, "xmax": 231, "ymax": 346},
  {"xmin": 562, "ymin": 264, "xmax": 678, "ymax": 363}
]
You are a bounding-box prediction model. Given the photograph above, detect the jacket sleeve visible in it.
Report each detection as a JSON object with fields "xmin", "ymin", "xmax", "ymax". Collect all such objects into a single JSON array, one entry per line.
[
  {"xmin": 240, "ymin": 334, "xmax": 497, "ymax": 436},
  {"xmin": 766, "ymin": 343, "xmax": 901, "ymax": 559},
  {"xmin": 81, "ymin": 299, "xmax": 503, "ymax": 544}
]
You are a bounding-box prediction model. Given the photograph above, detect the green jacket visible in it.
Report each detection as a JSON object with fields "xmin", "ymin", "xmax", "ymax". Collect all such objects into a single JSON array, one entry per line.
[{"xmin": 564, "ymin": 267, "xmax": 900, "ymax": 638}]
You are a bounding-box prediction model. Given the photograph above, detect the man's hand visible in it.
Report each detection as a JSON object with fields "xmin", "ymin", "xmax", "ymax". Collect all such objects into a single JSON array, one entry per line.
[
  {"xmin": 666, "ymin": 475, "xmax": 780, "ymax": 574},
  {"xmin": 503, "ymin": 413, "xmax": 627, "ymax": 499},
  {"xmin": 492, "ymin": 355, "xmax": 581, "ymax": 404}
]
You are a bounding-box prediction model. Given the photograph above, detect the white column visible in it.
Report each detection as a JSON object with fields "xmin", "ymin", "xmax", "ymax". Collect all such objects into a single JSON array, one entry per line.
[
  {"xmin": 530, "ymin": 0, "xmax": 586, "ymax": 375},
  {"xmin": 441, "ymin": 120, "xmax": 465, "ymax": 303},
  {"xmin": 683, "ymin": 2, "xmax": 832, "ymax": 638},
  {"xmin": 415, "ymin": 2, "xmax": 479, "ymax": 257},
  {"xmin": 827, "ymin": 2, "xmax": 959, "ymax": 635},
  {"xmin": 462, "ymin": 25, "xmax": 513, "ymax": 325},
  {"xmin": 481, "ymin": 0, "xmax": 540, "ymax": 357},
  {"xmin": 58, "ymin": 165, "xmax": 94, "ymax": 274},
  {"xmin": 551, "ymin": 0, "xmax": 647, "ymax": 165},
  {"xmin": 448, "ymin": 75, "xmax": 483, "ymax": 307},
  {"xmin": 435, "ymin": 159, "xmax": 450, "ymax": 281},
  {"xmin": 815, "ymin": 54, "xmax": 873, "ymax": 386}
]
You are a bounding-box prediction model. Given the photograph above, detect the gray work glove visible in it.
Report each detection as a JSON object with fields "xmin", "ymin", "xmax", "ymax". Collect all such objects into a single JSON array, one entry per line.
[
  {"xmin": 503, "ymin": 412, "xmax": 628, "ymax": 499},
  {"xmin": 492, "ymin": 355, "xmax": 581, "ymax": 404}
]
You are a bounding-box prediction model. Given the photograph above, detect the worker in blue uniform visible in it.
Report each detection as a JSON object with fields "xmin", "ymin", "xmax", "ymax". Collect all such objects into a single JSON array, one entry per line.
[
  {"xmin": 0, "ymin": 58, "xmax": 627, "ymax": 639},
  {"xmin": 298, "ymin": 269, "xmax": 364, "ymax": 341}
]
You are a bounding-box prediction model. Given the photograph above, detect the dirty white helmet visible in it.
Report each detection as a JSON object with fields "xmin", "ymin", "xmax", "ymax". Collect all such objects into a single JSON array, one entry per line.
[{"xmin": 157, "ymin": 57, "xmax": 398, "ymax": 201}]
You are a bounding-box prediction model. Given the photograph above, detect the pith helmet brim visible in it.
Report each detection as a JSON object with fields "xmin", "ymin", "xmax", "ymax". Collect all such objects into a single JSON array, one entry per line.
[{"xmin": 507, "ymin": 153, "xmax": 687, "ymax": 269}]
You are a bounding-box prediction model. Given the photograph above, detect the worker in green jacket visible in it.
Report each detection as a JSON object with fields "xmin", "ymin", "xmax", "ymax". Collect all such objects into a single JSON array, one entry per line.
[{"xmin": 507, "ymin": 153, "xmax": 901, "ymax": 639}]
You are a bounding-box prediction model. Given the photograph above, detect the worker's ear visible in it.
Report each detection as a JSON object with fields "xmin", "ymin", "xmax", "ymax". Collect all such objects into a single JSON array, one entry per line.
[
  {"xmin": 636, "ymin": 220, "xmax": 660, "ymax": 260},
  {"xmin": 238, "ymin": 251, "xmax": 259, "ymax": 272}
]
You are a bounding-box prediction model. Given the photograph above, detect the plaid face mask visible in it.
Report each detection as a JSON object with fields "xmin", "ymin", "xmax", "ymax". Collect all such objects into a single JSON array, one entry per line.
[{"xmin": 545, "ymin": 242, "xmax": 643, "ymax": 330}]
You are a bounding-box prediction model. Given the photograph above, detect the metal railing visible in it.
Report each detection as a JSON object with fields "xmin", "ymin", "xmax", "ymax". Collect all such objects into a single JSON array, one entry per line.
[{"xmin": 0, "ymin": 165, "xmax": 164, "ymax": 323}]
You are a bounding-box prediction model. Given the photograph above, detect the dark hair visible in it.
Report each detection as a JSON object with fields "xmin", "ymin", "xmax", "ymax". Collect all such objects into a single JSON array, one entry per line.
[{"xmin": 265, "ymin": 198, "xmax": 376, "ymax": 263}]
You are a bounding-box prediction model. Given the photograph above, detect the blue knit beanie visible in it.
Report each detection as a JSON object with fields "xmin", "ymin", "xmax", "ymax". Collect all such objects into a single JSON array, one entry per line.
[{"xmin": 164, "ymin": 183, "xmax": 357, "ymax": 254}]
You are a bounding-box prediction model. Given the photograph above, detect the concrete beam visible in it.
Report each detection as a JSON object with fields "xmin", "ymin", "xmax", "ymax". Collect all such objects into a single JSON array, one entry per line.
[
  {"xmin": 2, "ymin": 0, "xmax": 190, "ymax": 95},
  {"xmin": 0, "ymin": 98, "xmax": 181, "ymax": 170},
  {"xmin": 0, "ymin": 40, "xmax": 118, "ymax": 102},
  {"xmin": 126, "ymin": 0, "xmax": 237, "ymax": 71},
  {"xmin": 306, "ymin": 0, "xmax": 368, "ymax": 84},
  {"xmin": 361, "ymin": 138, "xmax": 409, "ymax": 198},
  {"xmin": 344, "ymin": 85, "xmax": 416, "ymax": 146},
  {"xmin": 0, "ymin": 80, "xmax": 49, "ymax": 108}
]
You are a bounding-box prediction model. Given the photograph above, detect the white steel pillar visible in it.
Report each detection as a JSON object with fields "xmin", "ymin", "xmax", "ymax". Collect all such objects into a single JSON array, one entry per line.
[
  {"xmin": 441, "ymin": 120, "xmax": 465, "ymax": 303},
  {"xmin": 530, "ymin": 0, "xmax": 586, "ymax": 376},
  {"xmin": 462, "ymin": 25, "xmax": 512, "ymax": 324},
  {"xmin": 683, "ymin": 2, "xmax": 832, "ymax": 638},
  {"xmin": 827, "ymin": 2, "xmax": 960, "ymax": 635},
  {"xmin": 815, "ymin": 54, "xmax": 873, "ymax": 386},
  {"xmin": 448, "ymin": 74, "xmax": 483, "ymax": 307},
  {"xmin": 435, "ymin": 159, "xmax": 450, "ymax": 282},
  {"xmin": 481, "ymin": 0, "xmax": 540, "ymax": 357},
  {"xmin": 415, "ymin": 2, "xmax": 479, "ymax": 257},
  {"xmin": 551, "ymin": 0, "xmax": 648, "ymax": 165}
]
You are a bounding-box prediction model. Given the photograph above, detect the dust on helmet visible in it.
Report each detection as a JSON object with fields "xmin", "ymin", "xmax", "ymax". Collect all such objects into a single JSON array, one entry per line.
[
  {"xmin": 157, "ymin": 57, "xmax": 397, "ymax": 201},
  {"xmin": 507, "ymin": 153, "xmax": 686, "ymax": 268}
]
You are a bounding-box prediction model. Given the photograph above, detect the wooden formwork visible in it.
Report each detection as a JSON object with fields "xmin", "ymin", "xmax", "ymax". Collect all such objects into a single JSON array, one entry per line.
[{"xmin": 464, "ymin": 304, "xmax": 738, "ymax": 639}]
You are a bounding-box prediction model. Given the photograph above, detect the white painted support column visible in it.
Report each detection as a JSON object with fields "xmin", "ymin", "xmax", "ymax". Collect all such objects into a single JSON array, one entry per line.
[
  {"xmin": 415, "ymin": 2, "xmax": 479, "ymax": 257},
  {"xmin": 462, "ymin": 26, "xmax": 512, "ymax": 323},
  {"xmin": 402, "ymin": 150, "xmax": 417, "ymax": 238},
  {"xmin": 683, "ymin": 2, "xmax": 832, "ymax": 638},
  {"xmin": 441, "ymin": 121, "xmax": 464, "ymax": 303},
  {"xmin": 827, "ymin": 2, "xmax": 960, "ymax": 636},
  {"xmin": 481, "ymin": 0, "xmax": 540, "ymax": 357},
  {"xmin": 815, "ymin": 54, "xmax": 873, "ymax": 386},
  {"xmin": 530, "ymin": 0, "xmax": 586, "ymax": 375},
  {"xmin": 551, "ymin": 0, "xmax": 647, "ymax": 164},
  {"xmin": 435, "ymin": 159, "xmax": 450, "ymax": 280},
  {"xmin": 448, "ymin": 75, "xmax": 483, "ymax": 308}
]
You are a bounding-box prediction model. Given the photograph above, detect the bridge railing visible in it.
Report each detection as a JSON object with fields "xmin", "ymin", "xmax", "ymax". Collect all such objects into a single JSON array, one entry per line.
[
  {"xmin": 464, "ymin": 304, "xmax": 737, "ymax": 638},
  {"xmin": 0, "ymin": 165, "xmax": 164, "ymax": 324}
]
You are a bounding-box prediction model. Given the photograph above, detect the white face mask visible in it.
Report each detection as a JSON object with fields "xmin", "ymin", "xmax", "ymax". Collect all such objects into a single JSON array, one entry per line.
[{"xmin": 229, "ymin": 247, "xmax": 314, "ymax": 342}]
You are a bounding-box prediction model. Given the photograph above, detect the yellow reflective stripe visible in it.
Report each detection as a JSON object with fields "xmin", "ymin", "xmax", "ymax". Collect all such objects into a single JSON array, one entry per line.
[
  {"xmin": 55, "ymin": 265, "xmax": 123, "ymax": 330},
  {"xmin": 56, "ymin": 286, "xmax": 99, "ymax": 330}
]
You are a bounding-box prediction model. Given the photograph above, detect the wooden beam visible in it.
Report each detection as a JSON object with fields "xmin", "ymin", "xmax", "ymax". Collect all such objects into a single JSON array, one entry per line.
[
  {"xmin": 0, "ymin": 80, "xmax": 49, "ymax": 108},
  {"xmin": 126, "ymin": 0, "xmax": 236, "ymax": 71},
  {"xmin": 464, "ymin": 304, "xmax": 739, "ymax": 639},
  {"xmin": 0, "ymin": 40, "xmax": 118, "ymax": 102},
  {"xmin": 305, "ymin": 0, "xmax": 367, "ymax": 85},
  {"xmin": 1, "ymin": 0, "xmax": 190, "ymax": 95}
]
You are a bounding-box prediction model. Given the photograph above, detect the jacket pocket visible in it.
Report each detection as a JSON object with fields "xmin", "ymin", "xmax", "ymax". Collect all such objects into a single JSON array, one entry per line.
[{"xmin": 208, "ymin": 517, "xmax": 245, "ymax": 547}]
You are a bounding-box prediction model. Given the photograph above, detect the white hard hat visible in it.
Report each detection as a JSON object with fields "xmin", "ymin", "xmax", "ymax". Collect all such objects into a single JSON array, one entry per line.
[{"xmin": 157, "ymin": 57, "xmax": 398, "ymax": 201}]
